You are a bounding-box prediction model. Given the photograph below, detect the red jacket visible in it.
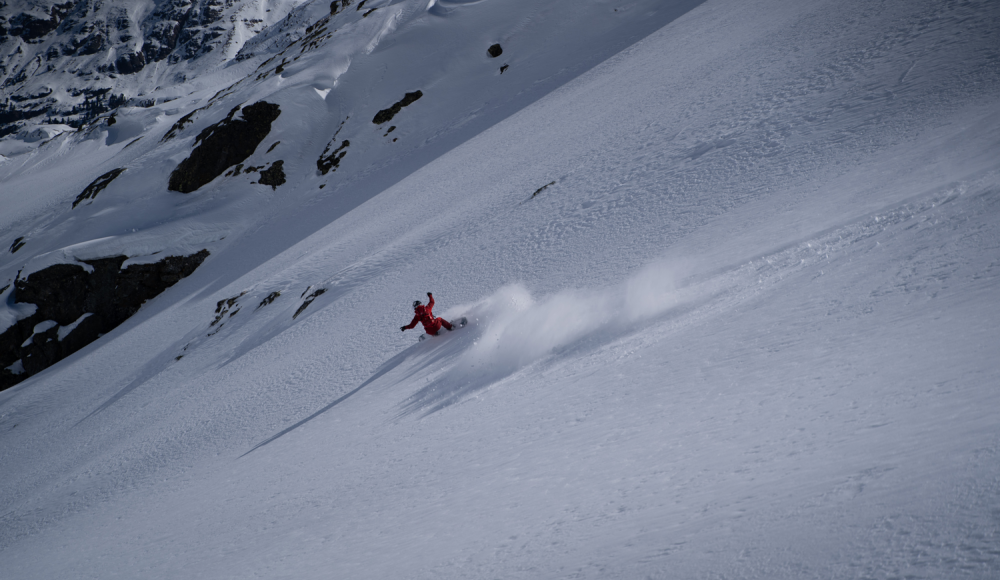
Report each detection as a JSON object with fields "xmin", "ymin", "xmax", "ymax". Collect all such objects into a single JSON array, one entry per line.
[{"xmin": 403, "ymin": 295, "xmax": 443, "ymax": 334}]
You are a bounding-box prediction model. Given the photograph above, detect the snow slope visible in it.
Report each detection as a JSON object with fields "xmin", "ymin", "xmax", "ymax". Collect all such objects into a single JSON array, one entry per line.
[{"xmin": 1, "ymin": 0, "xmax": 999, "ymax": 577}]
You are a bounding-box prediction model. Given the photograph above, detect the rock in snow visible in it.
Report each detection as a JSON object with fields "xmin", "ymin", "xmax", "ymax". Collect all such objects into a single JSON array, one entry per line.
[
  {"xmin": 167, "ymin": 102, "xmax": 281, "ymax": 193},
  {"xmin": 1, "ymin": 250, "xmax": 209, "ymax": 389}
]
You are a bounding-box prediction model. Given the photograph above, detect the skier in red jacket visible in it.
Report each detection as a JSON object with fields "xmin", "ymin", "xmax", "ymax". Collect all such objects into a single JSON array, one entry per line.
[{"xmin": 401, "ymin": 292, "xmax": 453, "ymax": 335}]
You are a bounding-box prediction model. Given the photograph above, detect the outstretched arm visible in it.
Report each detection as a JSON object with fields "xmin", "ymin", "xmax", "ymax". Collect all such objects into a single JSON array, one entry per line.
[
  {"xmin": 401, "ymin": 313, "xmax": 420, "ymax": 331},
  {"xmin": 426, "ymin": 292, "xmax": 434, "ymax": 310}
]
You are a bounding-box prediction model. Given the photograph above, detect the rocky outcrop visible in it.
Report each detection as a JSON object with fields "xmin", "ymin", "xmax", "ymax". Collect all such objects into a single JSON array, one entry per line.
[
  {"xmin": 330, "ymin": 0, "xmax": 353, "ymax": 16},
  {"xmin": 161, "ymin": 106, "xmax": 205, "ymax": 142},
  {"xmin": 530, "ymin": 180, "xmax": 556, "ymax": 198},
  {"xmin": 0, "ymin": 250, "xmax": 209, "ymax": 391},
  {"xmin": 257, "ymin": 291, "xmax": 280, "ymax": 309},
  {"xmin": 167, "ymin": 101, "xmax": 280, "ymax": 193},
  {"xmin": 73, "ymin": 167, "xmax": 125, "ymax": 208},
  {"xmin": 209, "ymin": 291, "xmax": 246, "ymax": 333},
  {"xmin": 1, "ymin": 0, "xmax": 285, "ymax": 137},
  {"xmin": 487, "ymin": 43, "xmax": 503, "ymax": 58},
  {"xmin": 294, "ymin": 288, "xmax": 326, "ymax": 319},
  {"xmin": 6, "ymin": 2, "xmax": 74, "ymax": 42},
  {"xmin": 372, "ymin": 91, "xmax": 422, "ymax": 125},
  {"xmin": 258, "ymin": 160, "xmax": 285, "ymax": 190},
  {"xmin": 115, "ymin": 51, "xmax": 146, "ymax": 75},
  {"xmin": 141, "ymin": 0, "xmax": 229, "ymax": 65},
  {"xmin": 317, "ymin": 139, "xmax": 349, "ymax": 175}
]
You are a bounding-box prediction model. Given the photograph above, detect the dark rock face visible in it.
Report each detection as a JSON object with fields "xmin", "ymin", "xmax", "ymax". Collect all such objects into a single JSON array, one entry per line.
[
  {"xmin": 487, "ymin": 43, "xmax": 503, "ymax": 58},
  {"xmin": 317, "ymin": 139, "xmax": 349, "ymax": 175},
  {"xmin": 1, "ymin": 0, "xmax": 245, "ymax": 137},
  {"xmin": 293, "ymin": 287, "xmax": 326, "ymax": 319},
  {"xmin": 9, "ymin": 237, "xmax": 26, "ymax": 253},
  {"xmin": 167, "ymin": 101, "xmax": 280, "ymax": 193},
  {"xmin": 258, "ymin": 160, "xmax": 285, "ymax": 190},
  {"xmin": 115, "ymin": 51, "xmax": 146, "ymax": 74},
  {"xmin": 7, "ymin": 2, "xmax": 73, "ymax": 42},
  {"xmin": 372, "ymin": 90, "xmax": 423, "ymax": 125},
  {"xmin": 73, "ymin": 167, "xmax": 125, "ymax": 208},
  {"xmin": 140, "ymin": 0, "xmax": 230, "ymax": 65},
  {"xmin": 0, "ymin": 250, "xmax": 210, "ymax": 391},
  {"xmin": 69, "ymin": 32, "xmax": 107, "ymax": 56},
  {"xmin": 257, "ymin": 291, "xmax": 280, "ymax": 309},
  {"xmin": 210, "ymin": 291, "xmax": 245, "ymax": 330},
  {"xmin": 531, "ymin": 180, "xmax": 556, "ymax": 198},
  {"xmin": 330, "ymin": 0, "xmax": 352, "ymax": 15}
]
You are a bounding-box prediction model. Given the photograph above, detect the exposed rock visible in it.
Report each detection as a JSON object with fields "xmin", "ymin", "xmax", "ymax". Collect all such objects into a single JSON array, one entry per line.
[
  {"xmin": 69, "ymin": 32, "xmax": 107, "ymax": 56},
  {"xmin": 142, "ymin": 0, "xmax": 229, "ymax": 64},
  {"xmin": 73, "ymin": 168, "xmax": 126, "ymax": 208},
  {"xmin": 500, "ymin": 64, "xmax": 509, "ymax": 74},
  {"xmin": 115, "ymin": 51, "xmax": 146, "ymax": 75},
  {"xmin": 1, "ymin": 0, "xmax": 284, "ymax": 138},
  {"xmin": 7, "ymin": 2, "xmax": 73, "ymax": 42},
  {"xmin": 372, "ymin": 91, "xmax": 422, "ymax": 125},
  {"xmin": 209, "ymin": 291, "xmax": 245, "ymax": 334},
  {"xmin": 0, "ymin": 250, "xmax": 210, "ymax": 391},
  {"xmin": 211, "ymin": 292, "xmax": 245, "ymax": 327},
  {"xmin": 293, "ymin": 288, "xmax": 326, "ymax": 319},
  {"xmin": 488, "ymin": 43, "xmax": 503, "ymax": 58},
  {"xmin": 531, "ymin": 180, "xmax": 556, "ymax": 198},
  {"xmin": 167, "ymin": 101, "xmax": 281, "ymax": 193},
  {"xmin": 9, "ymin": 237, "xmax": 26, "ymax": 253},
  {"xmin": 258, "ymin": 160, "xmax": 285, "ymax": 190},
  {"xmin": 257, "ymin": 291, "xmax": 280, "ymax": 309},
  {"xmin": 330, "ymin": 0, "xmax": 352, "ymax": 15},
  {"xmin": 161, "ymin": 107, "xmax": 205, "ymax": 142},
  {"xmin": 317, "ymin": 139, "xmax": 349, "ymax": 175}
]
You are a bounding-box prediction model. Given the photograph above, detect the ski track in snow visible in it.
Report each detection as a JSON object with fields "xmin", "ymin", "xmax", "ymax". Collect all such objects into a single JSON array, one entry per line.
[{"xmin": 0, "ymin": 0, "xmax": 999, "ymax": 577}]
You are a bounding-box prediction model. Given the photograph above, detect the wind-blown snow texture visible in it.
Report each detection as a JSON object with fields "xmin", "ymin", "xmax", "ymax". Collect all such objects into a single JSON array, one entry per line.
[{"xmin": 1, "ymin": 0, "xmax": 999, "ymax": 577}]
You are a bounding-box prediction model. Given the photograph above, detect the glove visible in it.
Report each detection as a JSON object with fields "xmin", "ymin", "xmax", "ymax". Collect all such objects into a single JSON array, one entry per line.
[
  {"xmin": 400, "ymin": 326, "xmax": 406, "ymax": 332},
  {"xmin": 427, "ymin": 292, "xmax": 432, "ymax": 297}
]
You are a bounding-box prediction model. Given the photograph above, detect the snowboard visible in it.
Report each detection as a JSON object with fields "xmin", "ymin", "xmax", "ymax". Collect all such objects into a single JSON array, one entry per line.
[{"xmin": 418, "ymin": 317, "xmax": 467, "ymax": 341}]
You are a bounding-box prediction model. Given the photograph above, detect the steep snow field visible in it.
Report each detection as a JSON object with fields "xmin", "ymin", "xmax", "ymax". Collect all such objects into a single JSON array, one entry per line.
[{"xmin": 2, "ymin": 0, "xmax": 1000, "ymax": 577}]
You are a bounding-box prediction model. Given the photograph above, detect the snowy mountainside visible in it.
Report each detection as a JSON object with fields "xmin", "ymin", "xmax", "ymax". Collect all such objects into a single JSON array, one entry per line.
[
  {"xmin": 0, "ymin": 0, "xmax": 705, "ymax": 388},
  {"xmin": 1, "ymin": 0, "xmax": 1000, "ymax": 577},
  {"xmin": 0, "ymin": 0, "xmax": 310, "ymax": 137}
]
